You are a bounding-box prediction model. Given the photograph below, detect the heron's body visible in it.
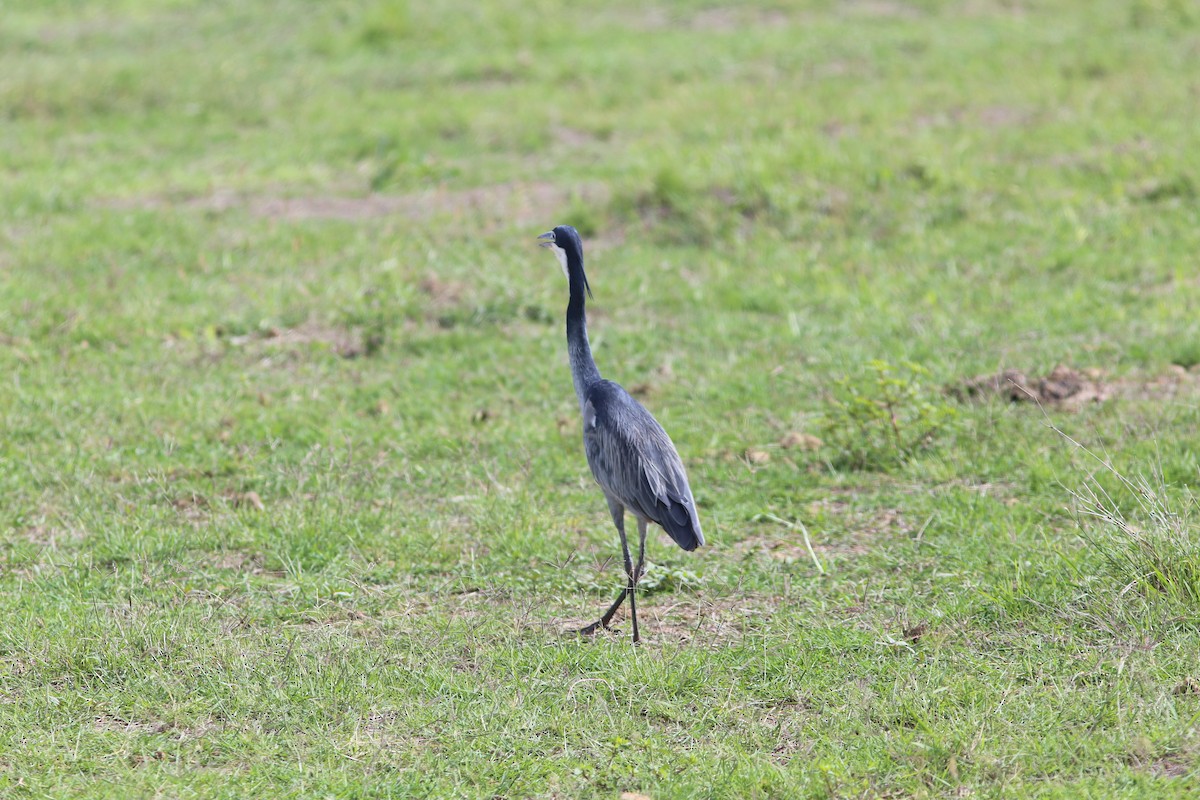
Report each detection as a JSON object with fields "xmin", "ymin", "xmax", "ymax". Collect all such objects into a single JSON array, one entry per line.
[
  {"xmin": 581, "ymin": 382, "xmax": 703, "ymax": 552},
  {"xmin": 539, "ymin": 224, "xmax": 703, "ymax": 643}
]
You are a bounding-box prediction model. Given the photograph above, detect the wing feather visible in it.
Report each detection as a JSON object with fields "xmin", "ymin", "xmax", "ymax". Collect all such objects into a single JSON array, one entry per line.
[{"xmin": 581, "ymin": 381, "xmax": 704, "ymax": 550}]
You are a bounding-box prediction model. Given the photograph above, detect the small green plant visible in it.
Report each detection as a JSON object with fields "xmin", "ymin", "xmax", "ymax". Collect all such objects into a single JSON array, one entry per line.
[
  {"xmin": 637, "ymin": 562, "xmax": 703, "ymax": 596},
  {"xmin": 821, "ymin": 360, "xmax": 958, "ymax": 471}
]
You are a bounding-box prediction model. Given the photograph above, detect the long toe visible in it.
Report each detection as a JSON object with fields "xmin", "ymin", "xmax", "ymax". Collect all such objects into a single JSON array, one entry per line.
[{"xmin": 578, "ymin": 621, "xmax": 619, "ymax": 636}]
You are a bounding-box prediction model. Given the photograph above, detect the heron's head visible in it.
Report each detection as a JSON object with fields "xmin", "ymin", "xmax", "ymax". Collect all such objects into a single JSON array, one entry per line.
[{"xmin": 537, "ymin": 225, "xmax": 591, "ymax": 298}]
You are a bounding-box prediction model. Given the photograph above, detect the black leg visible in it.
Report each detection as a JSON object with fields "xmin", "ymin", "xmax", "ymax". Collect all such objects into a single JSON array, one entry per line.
[
  {"xmin": 579, "ymin": 495, "xmax": 631, "ymax": 637},
  {"xmin": 626, "ymin": 534, "xmax": 639, "ymax": 644},
  {"xmin": 634, "ymin": 517, "xmax": 648, "ymax": 583},
  {"xmin": 579, "ymin": 587, "xmax": 627, "ymax": 635},
  {"xmin": 630, "ymin": 518, "xmax": 648, "ymax": 644}
]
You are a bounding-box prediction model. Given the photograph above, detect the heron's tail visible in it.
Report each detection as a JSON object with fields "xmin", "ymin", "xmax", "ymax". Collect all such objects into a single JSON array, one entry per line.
[{"xmin": 660, "ymin": 499, "xmax": 704, "ymax": 552}]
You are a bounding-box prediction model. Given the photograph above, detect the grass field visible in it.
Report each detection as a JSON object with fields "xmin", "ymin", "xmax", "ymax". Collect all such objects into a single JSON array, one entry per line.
[{"xmin": 3, "ymin": 0, "xmax": 1200, "ymax": 796}]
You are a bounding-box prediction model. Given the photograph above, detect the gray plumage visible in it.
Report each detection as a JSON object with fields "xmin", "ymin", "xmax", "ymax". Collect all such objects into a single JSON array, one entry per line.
[
  {"xmin": 582, "ymin": 383, "xmax": 703, "ymax": 552},
  {"xmin": 538, "ymin": 224, "xmax": 704, "ymax": 643}
]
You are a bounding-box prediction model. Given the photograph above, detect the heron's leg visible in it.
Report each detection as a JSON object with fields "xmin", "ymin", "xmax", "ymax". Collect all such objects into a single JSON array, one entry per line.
[
  {"xmin": 623, "ymin": 518, "xmax": 639, "ymax": 644},
  {"xmin": 579, "ymin": 582, "xmax": 627, "ymax": 635},
  {"xmin": 579, "ymin": 495, "xmax": 630, "ymax": 636},
  {"xmin": 627, "ymin": 518, "xmax": 649, "ymax": 644},
  {"xmin": 634, "ymin": 517, "xmax": 649, "ymax": 584},
  {"xmin": 579, "ymin": 587, "xmax": 626, "ymax": 635}
]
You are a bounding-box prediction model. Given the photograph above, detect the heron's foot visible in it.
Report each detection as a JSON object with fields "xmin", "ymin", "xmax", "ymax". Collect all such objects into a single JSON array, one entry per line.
[{"xmin": 578, "ymin": 619, "xmax": 619, "ymax": 637}]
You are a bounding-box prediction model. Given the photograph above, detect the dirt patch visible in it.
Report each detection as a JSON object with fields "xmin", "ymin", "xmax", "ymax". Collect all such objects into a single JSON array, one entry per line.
[
  {"xmin": 557, "ymin": 592, "xmax": 784, "ymax": 647},
  {"xmin": 912, "ymin": 104, "xmax": 1034, "ymax": 131},
  {"xmin": 246, "ymin": 181, "xmax": 570, "ymax": 223},
  {"xmin": 949, "ymin": 365, "xmax": 1200, "ymax": 407},
  {"xmin": 207, "ymin": 551, "xmax": 259, "ymax": 571},
  {"xmin": 622, "ymin": 7, "xmax": 793, "ymax": 31},
  {"xmin": 361, "ymin": 711, "xmax": 401, "ymax": 735},
  {"xmin": 1150, "ymin": 756, "xmax": 1193, "ymax": 778},
  {"xmin": 356, "ymin": 711, "xmax": 434, "ymax": 751},
  {"xmin": 690, "ymin": 7, "xmax": 792, "ymax": 30},
  {"xmin": 780, "ymin": 431, "xmax": 824, "ymax": 451},
  {"xmin": 553, "ymin": 126, "xmax": 604, "ymax": 147},
  {"xmin": 950, "ymin": 366, "xmax": 1090, "ymax": 405},
  {"xmin": 18, "ymin": 523, "xmax": 84, "ymax": 548},
  {"xmin": 840, "ymin": 0, "xmax": 921, "ymax": 19},
  {"xmin": 820, "ymin": 120, "xmax": 859, "ymax": 140},
  {"xmin": 94, "ymin": 714, "xmax": 171, "ymax": 735},
  {"xmin": 417, "ymin": 275, "xmax": 466, "ymax": 311},
  {"xmin": 227, "ymin": 321, "xmax": 371, "ymax": 359},
  {"xmin": 1124, "ymin": 365, "xmax": 1200, "ymax": 400},
  {"xmin": 101, "ymin": 181, "xmax": 603, "ymax": 229},
  {"xmin": 249, "ymin": 194, "xmax": 424, "ymax": 221},
  {"xmin": 978, "ymin": 104, "xmax": 1033, "ymax": 127},
  {"xmin": 171, "ymin": 493, "xmax": 211, "ymax": 523},
  {"xmin": 860, "ymin": 506, "xmax": 914, "ymax": 536},
  {"xmin": 95, "ymin": 713, "xmax": 216, "ymax": 746},
  {"xmin": 767, "ymin": 716, "xmax": 815, "ymax": 765},
  {"xmin": 228, "ymin": 490, "xmax": 265, "ymax": 511},
  {"xmin": 169, "ymin": 490, "xmax": 266, "ymax": 523},
  {"xmin": 193, "ymin": 550, "xmax": 285, "ymax": 578},
  {"xmin": 1041, "ymin": 137, "xmax": 1156, "ymax": 170},
  {"xmin": 637, "ymin": 595, "xmax": 781, "ymax": 644},
  {"xmin": 737, "ymin": 530, "xmax": 870, "ymax": 564},
  {"xmin": 735, "ymin": 506, "xmax": 907, "ymax": 565}
]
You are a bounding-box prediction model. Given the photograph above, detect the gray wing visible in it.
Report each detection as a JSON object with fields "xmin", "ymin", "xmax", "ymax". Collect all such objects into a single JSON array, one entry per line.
[{"xmin": 582, "ymin": 382, "xmax": 704, "ymax": 551}]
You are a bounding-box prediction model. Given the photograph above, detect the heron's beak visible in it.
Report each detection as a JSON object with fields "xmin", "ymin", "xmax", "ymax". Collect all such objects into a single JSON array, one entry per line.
[{"xmin": 537, "ymin": 231, "xmax": 555, "ymax": 248}]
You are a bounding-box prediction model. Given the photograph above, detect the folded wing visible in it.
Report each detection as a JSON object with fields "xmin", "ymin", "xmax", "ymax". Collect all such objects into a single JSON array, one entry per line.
[{"xmin": 582, "ymin": 381, "xmax": 704, "ymax": 551}]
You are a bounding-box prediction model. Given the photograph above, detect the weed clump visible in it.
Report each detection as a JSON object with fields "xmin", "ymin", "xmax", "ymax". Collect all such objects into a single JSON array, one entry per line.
[
  {"xmin": 1072, "ymin": 463, "xmax": 1200, "ymax": 606},
  {"xmin": 821, "ymin": 360, "xmax": 958, "ymax": 471},
  {"xmin": 637, "ymin": 562, "xmax": 703, "ymax": 596}
]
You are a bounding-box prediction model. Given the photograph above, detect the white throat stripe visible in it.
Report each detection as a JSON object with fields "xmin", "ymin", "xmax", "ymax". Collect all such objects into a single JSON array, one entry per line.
[{"xmin": 550, "ymin": 243, "xmax": 569, "ymax": 280}]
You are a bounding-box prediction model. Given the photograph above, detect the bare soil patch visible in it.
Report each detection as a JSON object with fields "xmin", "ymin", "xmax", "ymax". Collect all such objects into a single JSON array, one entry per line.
[
  {"xmin": 623, "ymin": 7, "xmax": 793, "ymax": 31},
  {"xmin": 913, "ymin": 104, "xmax": 1035, "ymax": 131},
  {"xmin": 101, "ymin": 181, "xmax": 605, "ymax": 229},
  {"xmin": 94, "ymin": 713, "xmax": 217, "ymax": 747},
  {"xmin": 948, "ymin": 364, "xmax": 1200, "ymax": 408},
  {"xmin": 196, "ymin": 550, "xmax": 285, "ymax": 579},
  {"xmin": 978, "ymin": 104, "xmax": 1034, "ymax": 127},
  {"xmin": 171, "ymin": 493, "xmax": 211, "ymax": 523},
  {"xmin": 736, "ymin": 532, "xmax": 865, "ymax": 564},
  {"xmin": 18, "ymin": 522, "xmax": 85, "ymax": 548},
  {"xmin": 417, "ymin": 275, "xmax": 466, "ymax": 311},
  {"xmin": 690, "ymin": 7, "xmax": 792, "ymax": 30},
  {"xmin": 94, "ymin": 714, "xmax": 172, "ymax": 735},
  {"xmin": 574, "ymin": 594, "xmax": 783, "ymax": 646},
  {"xmin": 553, "ymin": 126, "xmax": 605, "ymax": 147},
  {"xmin": 247, "ymin": 181, "xmax": 567, "ymax": 224},
  {"xmin": 841, "ymin": 0, "xmax": 921, "ymax": 19},
  {"xmin": 205, "ymin": 551, "xmax": 261, "ymax": 572},
  {"xmin": 228, "ymin": 321, "xmax": 371, "ymax": 359},
  {"xmin": 736, "ymin": 505, "xmax": 907, "ymax": 565},
  {"xmin": 1151, "ymin": 758, "xmax": 1192, "ymax": 777}
]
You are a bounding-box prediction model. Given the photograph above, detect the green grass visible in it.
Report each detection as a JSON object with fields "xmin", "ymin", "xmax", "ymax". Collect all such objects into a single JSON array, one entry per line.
[{"xmin": 3, "ymin": 0, "xmax": 1200, "ymax": 796}]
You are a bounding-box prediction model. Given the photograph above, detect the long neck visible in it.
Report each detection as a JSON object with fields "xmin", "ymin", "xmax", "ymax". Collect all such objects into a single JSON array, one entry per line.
[{"xmin": 566, "ymin": 269, "xmax": 601, "ymax": 409}]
